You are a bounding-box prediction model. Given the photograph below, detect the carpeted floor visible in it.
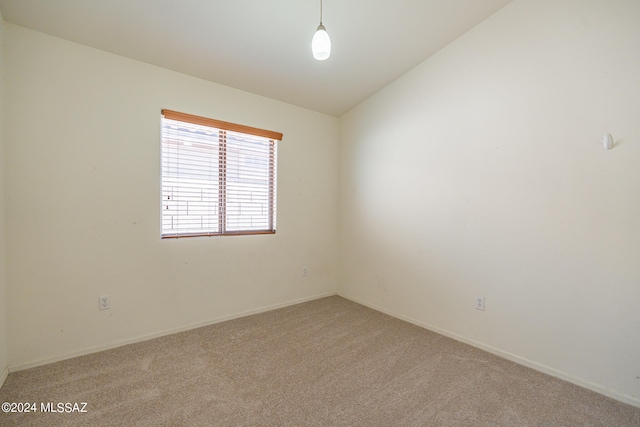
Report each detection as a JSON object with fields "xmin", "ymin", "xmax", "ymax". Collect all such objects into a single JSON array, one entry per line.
[{"xmin": 0, "ymin": 296, "xmax": 639, "ymax": 426}]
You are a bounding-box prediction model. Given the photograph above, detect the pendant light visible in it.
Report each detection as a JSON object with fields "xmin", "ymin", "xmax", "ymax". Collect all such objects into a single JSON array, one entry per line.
[{"xmin": 312, "ymin": 0, "xmax": 331, "ymax": 60}]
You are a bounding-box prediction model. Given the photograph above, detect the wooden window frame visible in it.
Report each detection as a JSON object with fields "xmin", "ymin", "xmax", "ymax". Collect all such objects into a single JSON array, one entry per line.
[{"xmin": 161, "ymin": 109, "xmax": 282, "ymax": 239}]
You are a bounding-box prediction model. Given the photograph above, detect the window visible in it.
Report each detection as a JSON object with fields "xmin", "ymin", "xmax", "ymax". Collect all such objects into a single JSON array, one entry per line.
[{"xmin": 161, "ymin": 109, "xmax": 282, "ymax": 238}]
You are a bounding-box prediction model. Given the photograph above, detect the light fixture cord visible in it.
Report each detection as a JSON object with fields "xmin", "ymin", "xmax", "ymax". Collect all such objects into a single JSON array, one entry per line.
[{"xmin": 320, "ymin": 0, "xmax": 323, "ymax": 24}]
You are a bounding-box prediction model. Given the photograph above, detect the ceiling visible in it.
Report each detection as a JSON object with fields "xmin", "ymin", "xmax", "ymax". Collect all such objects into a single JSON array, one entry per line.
[{"xmin": 0, "ymin": 0, "xmax": 512, "ymax": 117}]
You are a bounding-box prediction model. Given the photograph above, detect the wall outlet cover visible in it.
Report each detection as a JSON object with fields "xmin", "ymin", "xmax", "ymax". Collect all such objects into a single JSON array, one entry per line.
[{"xmin": 99, "ymin": 295, "xmax": 111, "ymax": 310}]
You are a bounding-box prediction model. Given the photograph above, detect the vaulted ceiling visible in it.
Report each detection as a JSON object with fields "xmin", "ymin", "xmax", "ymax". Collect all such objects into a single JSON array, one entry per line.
[{"xmin": 0, "ymin": 0, "xmax": 512, "ymax": 116}]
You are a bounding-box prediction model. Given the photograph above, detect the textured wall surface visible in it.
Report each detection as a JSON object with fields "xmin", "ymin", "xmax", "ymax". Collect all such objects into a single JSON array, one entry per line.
[
  {"xmin": 339, "ymin": 0, "xmax": 640, "ymax": 405},
  {"xmin": 5, "ymin": 24, "xmax": 339, "ymax": 369}
]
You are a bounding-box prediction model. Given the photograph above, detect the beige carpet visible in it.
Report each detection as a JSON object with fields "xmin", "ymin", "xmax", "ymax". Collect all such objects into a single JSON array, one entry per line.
[{"xmin": 0, "ymin": 296, "xmax": 638, "ymax": 426}]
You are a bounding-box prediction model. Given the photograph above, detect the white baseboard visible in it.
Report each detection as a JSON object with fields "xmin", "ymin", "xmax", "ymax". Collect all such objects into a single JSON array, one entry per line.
[
  {"xmin": 0, "ymin": 366, "xmax": 8, "ymax": 390},
  {"xmin": 338, "ymin": 291, "xmax": 640, "ymax": 409},
  {"xmin": 9, "ymin": 291, "xmax": 337, "ymax": 373}
]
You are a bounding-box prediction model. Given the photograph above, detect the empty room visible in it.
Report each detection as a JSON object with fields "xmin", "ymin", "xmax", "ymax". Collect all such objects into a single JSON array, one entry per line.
[{"xmin": 0, "ymin": 0, "xmax": 639, "ymax": 425}]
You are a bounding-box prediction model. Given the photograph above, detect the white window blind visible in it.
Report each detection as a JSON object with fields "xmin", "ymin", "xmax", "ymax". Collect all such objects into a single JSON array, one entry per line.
[{"xmin": 161, "ymin": 109, "xmax": 282, "ymax": 238}]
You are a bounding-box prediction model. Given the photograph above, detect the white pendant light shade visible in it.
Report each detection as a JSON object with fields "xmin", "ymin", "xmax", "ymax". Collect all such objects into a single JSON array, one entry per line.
[{"xmin": 312, "ymin": 24, "xmax": 331, "ymax": 60}]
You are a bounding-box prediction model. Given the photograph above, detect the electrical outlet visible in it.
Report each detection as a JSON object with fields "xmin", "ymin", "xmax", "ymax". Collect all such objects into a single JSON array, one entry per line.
[
  {"xmin": 302, "ymin": 266, "xmax": 309, "ymax": 277},
  {"xmin": 475, "ymin": 296, "xmax": 485, "ymax": 311},
  {"xmin": 99, "ymin": 295, "xmax": 111, "ymax": 310}
]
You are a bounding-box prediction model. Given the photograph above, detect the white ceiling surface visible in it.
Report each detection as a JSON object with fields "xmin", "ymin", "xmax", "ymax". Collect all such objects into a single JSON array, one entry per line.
[{"xmin": 0, "ymin": 0, "xmax": 512, "ymax": 117}]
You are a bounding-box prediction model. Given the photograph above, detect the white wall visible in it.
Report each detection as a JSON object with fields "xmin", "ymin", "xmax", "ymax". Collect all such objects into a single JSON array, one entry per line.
[
  {"xmin": 5, "ymin": 24, "xmax": 339, "ymax": 369},
  {"xmin": 339, "ymin": 0, "xmax": 640, "ymax": 406},
  {"xmin": 0, "ymin": 12, "xmax": 8, "ymax": 387}
]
